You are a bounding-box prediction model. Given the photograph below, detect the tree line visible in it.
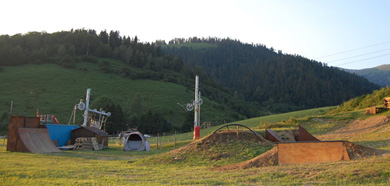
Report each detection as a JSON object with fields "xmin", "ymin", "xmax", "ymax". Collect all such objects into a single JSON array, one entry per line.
[{"xmin": 0, "ymin": 29, "xmax": 184, "ymax": 73}]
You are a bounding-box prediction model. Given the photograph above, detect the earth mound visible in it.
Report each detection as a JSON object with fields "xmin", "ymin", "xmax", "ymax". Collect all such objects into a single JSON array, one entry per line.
[
  {"xmin": 150, "ymin": 131, "xmax": 273, "ymax": 166},
  {"xmin": 217, "ymin": 141, "xmax": 389, "ymax": 170},
  {"xmin": 216, "ymin": 147, "xmax": 278, "ymax": 170},
  {"xmin": 344, "ymin": 141, "xmax": 389, "ymax": 159}
]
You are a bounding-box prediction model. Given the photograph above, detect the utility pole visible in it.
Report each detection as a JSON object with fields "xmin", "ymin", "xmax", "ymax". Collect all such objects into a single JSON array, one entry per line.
[
  {"xmin": 193, "ymin": 75, "xmax": 201, "ymax": 139},
  {"xmin": 177, "ymin": 75, "xmax": 203, "ymax": 140}
]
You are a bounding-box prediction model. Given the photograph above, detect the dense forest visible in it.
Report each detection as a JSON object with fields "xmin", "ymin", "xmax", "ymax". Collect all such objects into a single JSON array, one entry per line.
[
  {"xmin": 0, "ymin": 29, "xmax": 183, "ymax": 71},
  {"xmin": 162, "ymin": 38, "xmax": 380, "ymax": 112}
]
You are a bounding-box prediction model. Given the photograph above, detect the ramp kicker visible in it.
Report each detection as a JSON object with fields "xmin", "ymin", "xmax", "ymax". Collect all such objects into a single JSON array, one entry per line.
[{"xmin": 18, "ymin": 128, "xmax": 61, "ymax": 153}]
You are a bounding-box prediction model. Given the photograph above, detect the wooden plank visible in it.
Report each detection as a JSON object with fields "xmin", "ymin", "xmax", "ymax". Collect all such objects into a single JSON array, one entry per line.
[
  {"xmin": 91, "ymin": 137, "xmax": 100, "ymax": 150},
  {"xmin": 58, "ymin": 145, "xmax": 75, "ymax": 150}
]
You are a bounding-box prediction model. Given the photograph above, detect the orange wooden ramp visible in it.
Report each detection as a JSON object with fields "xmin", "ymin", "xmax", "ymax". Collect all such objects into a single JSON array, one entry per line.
[{"xmin": 277, "ymin": 141, "xmax": 350, "ymax": 165}]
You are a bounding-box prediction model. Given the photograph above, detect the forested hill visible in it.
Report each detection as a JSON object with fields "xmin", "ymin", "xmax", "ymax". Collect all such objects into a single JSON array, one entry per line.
[
  {"xmin": 0, "ymin": 29, "xmax": 264, "ymax": 133},
  {"xmin": 0, "ymin": 30, "xmax": 380, "ymax": 117},
  {"xmin": 162, "ymin": 38, "xmax": 380, "ymax": 112},
  {"xmin": 346, "ymin": 65, "xmax": 390, "ymax": 87}
]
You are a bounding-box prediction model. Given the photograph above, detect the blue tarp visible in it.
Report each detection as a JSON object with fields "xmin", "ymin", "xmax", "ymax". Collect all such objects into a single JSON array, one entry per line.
[{"xmin": 46, "ymin": 124, "xmax": 79, "ymax": 147}]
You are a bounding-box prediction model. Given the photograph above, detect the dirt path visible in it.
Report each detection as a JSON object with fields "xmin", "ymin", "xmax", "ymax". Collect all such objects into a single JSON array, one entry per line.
[{"xmin": 319, "ymin": 115, "xmax": 390, "ymax": 141}]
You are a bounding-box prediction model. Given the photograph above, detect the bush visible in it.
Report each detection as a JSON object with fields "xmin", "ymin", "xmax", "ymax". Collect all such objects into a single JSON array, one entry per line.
[
  {"xmin": 81, "ymin": 55, "xmax": 98, "ymax": 63},
  {"xmin": 60, "ymin": 55, "xmax": 76, "ymax": 68}
]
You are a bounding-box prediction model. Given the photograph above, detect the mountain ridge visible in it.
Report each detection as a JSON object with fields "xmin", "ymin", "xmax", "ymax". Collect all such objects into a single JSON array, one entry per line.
[{"xmin": 345, "ymin": 64, "xmax": 390, "ymax": 87}]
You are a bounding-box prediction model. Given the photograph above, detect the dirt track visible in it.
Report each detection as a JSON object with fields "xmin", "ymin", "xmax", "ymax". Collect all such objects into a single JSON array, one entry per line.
[{"xmin": 319, "ymin": 115, "xmax": 390, "ymax": 141}]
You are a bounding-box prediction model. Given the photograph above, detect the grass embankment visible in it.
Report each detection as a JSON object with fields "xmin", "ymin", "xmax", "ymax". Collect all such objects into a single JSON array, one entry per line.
[{"xmin": 1, "ymin": 107, "xmax": 390, "ymax": 185}]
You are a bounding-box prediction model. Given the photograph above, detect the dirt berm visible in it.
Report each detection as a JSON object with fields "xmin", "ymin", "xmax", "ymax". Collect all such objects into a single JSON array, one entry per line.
[{"xmin": 151, "ymin": 131, "xmax": 273, "ymax": 165}]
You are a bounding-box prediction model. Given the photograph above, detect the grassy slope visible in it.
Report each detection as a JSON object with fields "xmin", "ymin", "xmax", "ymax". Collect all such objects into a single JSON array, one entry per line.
[
  {"xmin": 0, "ymin": 62, "xmax": 240, "ymax": 129},
  {"xmin": 1, "ymin": 107, "xmax": 390, "ymax": 185}
]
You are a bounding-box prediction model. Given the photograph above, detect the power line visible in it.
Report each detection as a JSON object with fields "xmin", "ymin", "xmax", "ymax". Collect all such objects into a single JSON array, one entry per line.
[
  {"xmin": 315, "ymin": 41, "xmax": 390, "ymax": 59},
  {"xmin": 335, "ymin": 53, "xmax": 390, "ymax": 66},
  {"xmin": 325, "ymin": 49, "xmax": 390, "ymax": 64}
]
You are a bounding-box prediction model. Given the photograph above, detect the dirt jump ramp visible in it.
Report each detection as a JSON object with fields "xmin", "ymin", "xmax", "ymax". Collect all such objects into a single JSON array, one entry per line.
[
  {"xmin": 219, "ymin": 140, "xmax": 389, "ymax": 170},
  {"xmin": 277, "ymin": 141, "xmax": 350, "ymax": 165},
  {"xmin": 7, "ymin": 116, "xmax": 61, "ymax": 153},
  {"xmin": 17, "ymin": 128, "xmax": 61, "ymax": 153}
]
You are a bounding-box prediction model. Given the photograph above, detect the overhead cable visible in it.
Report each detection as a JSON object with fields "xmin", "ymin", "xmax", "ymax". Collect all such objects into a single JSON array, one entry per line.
[
  {"xmin": 315, "ymin": 41, "xmax": 390, "ymax": 59},
  {"xmin": 335, "ymin": 53, "xmax": 390, "ymax": 66},
  {"xmin": 325, "ymin": 49, "xmax": 390, "ymax": 63}
]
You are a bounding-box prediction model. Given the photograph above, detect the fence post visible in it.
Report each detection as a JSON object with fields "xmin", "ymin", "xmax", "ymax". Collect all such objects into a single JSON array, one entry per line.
[
  {"xmin": 157, "ymin": 133, "xmax": 159, "ymax": 150},
  {"xmin": 174, "ymin": 131, "xmax": 176, "ymax": 149}
]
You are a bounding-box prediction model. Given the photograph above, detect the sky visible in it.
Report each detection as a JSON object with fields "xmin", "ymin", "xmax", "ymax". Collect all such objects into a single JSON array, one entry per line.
[{"xmin": 1, "ymin": 0, "xmax": 389, "ymax": 70}]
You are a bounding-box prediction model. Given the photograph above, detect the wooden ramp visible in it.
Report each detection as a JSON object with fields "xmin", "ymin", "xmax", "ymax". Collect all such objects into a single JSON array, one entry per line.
[
  {"xmin": 7, "ymin": 116, "xmax": 61, "ymax": 153},
  {"xmin": 17, "ymin": 128, "xmax": 61, "ymax": 153},
  {"xmin": 277, "ymin": 141, "xmax": 350, "ymax": 165}
]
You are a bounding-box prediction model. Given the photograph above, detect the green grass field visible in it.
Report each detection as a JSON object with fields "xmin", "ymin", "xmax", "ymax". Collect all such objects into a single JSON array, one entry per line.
[
  {"xmin": 0, "ymin": 63, "xmax": 242, "ymax": 130},
  {"xmin": 1, "ymin": 107, "xmax": 390, "ymax": 185}
]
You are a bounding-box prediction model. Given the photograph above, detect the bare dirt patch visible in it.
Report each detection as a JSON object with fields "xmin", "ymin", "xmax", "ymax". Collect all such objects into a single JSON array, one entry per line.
[{"xmin": 319, "ymin": 115, "xmax": 390, "ymax": 141}]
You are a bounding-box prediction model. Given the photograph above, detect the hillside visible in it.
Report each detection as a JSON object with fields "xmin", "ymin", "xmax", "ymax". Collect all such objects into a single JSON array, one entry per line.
[
  {"xmin": 162, "ymin": 38, "xmax": 380, "ymax": 112},
  {"xmin": 0, "ymin": 30, "xmax": 263, "ymax": 134},
  {"xmin": 0, "ymin": 30, "xmax": 382, "ymax": 134},
  {"xmin": 329, "ymin": 86, "xmax": 390, "ymax": 114},
  {"xmin": 346, "ymin": 64, "xmax": 390, "ymax": 87},
  {"xmin": 0, "ymin": 62, "xmax": 248, "ymax": 134}
]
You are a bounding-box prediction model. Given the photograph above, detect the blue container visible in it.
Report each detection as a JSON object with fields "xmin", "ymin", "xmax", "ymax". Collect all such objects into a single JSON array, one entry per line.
[{"xmin": 46, "ymin": 124, "xmax": 79, "ymax": 147}]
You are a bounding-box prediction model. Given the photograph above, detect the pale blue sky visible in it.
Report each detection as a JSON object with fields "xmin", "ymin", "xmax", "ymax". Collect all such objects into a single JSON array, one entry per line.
[{"xmin": 1, "ymin": 0, "xmax": 389, "ymax": 69}]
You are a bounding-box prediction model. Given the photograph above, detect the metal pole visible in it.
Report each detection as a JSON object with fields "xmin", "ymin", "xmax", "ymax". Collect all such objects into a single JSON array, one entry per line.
[
  {"xmin": 10, "ymin": 100, "xmax": 13, "ymax": 115},
  {"xmin": 193, "ymin": 75, "xmax": 201, "ymax": 139},
  {"xmin": 73, "ymin": 104, "xmax": 76, "ymax": 124},
  {"xmin": 83, "ymin": 88, "xmax": 91, "ymax": 127},
  {"xmin": 194, "ymin": 75, "xmax": 199, "ymax": 127}
]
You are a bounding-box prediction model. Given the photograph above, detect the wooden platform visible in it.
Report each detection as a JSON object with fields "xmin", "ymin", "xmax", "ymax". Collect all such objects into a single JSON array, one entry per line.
[{"xmin": 58, "ymin": 145, "xmax": 75, "ymax": 150}]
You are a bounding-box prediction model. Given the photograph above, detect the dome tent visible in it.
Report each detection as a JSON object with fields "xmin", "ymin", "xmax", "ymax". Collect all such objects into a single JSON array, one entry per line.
[{"xmin": 123, "ymin": 132, "xmax": 150, "ymax": 151}]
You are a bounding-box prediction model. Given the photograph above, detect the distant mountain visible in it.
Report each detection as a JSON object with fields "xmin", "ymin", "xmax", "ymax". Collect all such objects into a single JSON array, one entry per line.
[
  {"xmin": 346, "ymin": 65, "xmax": 390, "ymax": 87},
  {"xmin": 162, "ymin": 38, "xmax": 380, "ymax": 112}
]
